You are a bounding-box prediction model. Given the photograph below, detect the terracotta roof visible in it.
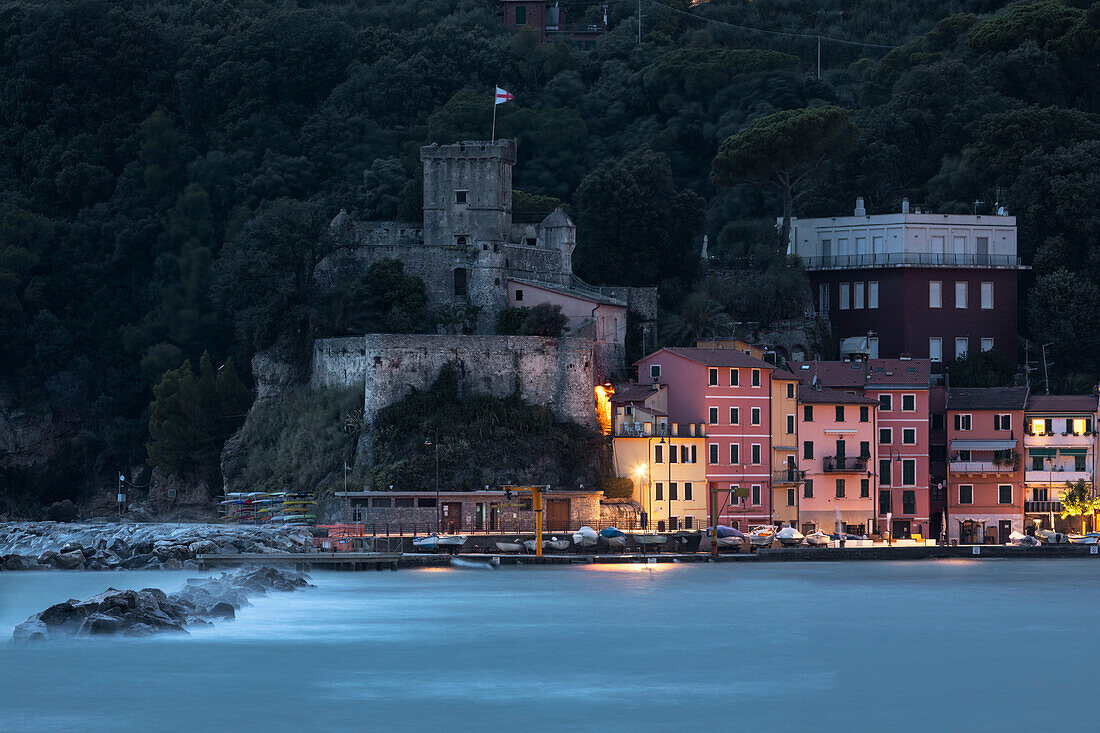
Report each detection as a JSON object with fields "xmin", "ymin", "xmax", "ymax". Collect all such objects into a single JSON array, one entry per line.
[
  {"xmin": 947, "ymin": 387, "xmax": 1028, "ymax": 411},
  {"xmin": 1026, "ymin": 395, "xmax": 1098, "ymax": 413},
  {"xmin": 797, "ymin": 383, "xmax": 878, "ymax": 405},
  {"xmin": 787, "ymin": 359, "xmax": 931, "ymax": 388},
  {"xmin": 509, "ymin": 278, "xmax": 625, "ymax": 307},
  {"xmin": 611, "ymin": 383, "xmax": 660, "ymax": 404},
  {"xmin": 771, "ymin": 368, "xmax": 800, "ymax": 381},
  {"xmin": 657, "ymin": 348, "xmax": 772, "ymax": 369}
]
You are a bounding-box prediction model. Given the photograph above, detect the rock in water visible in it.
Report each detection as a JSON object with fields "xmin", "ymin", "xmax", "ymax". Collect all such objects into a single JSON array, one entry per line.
[{"xmin": 12, "ymin": 567, "xmax": 313, "ymax": 640}]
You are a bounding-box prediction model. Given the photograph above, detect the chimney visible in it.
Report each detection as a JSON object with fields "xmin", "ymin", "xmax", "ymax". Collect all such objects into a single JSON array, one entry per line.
[
  {"xmin": 854, "ymin": 197, "xmax": 866, "ymax": 216},
  {"xmin": 901, "ymin": 197, "xmax": 910, "ymax": 214}
]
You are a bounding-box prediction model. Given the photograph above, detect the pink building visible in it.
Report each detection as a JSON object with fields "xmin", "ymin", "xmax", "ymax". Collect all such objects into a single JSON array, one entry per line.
[
  {"xmin": 789, "ymin": 359, "xmax": 932, "ymax": 539},
  {"xmin": 634, "ymin": 348, "xmax": 778, "ymax": 530},
  {"xmin": 796, "ymin": 383, "xmax": 879, "ymax": 534}
]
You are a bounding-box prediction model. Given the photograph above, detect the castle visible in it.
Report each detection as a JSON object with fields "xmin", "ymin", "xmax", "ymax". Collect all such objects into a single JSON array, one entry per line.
[{"xmin": 308, "ymin": 140, "xmax": 655, "ymax": 428}]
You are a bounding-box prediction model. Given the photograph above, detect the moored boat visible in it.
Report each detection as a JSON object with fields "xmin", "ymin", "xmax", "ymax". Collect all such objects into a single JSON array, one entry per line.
[
  {"xmin": 599, "ymin": 527, "xmax": 627, "ymax": 548},
  {"xmin": 747, "ymin": 525, "xmax": 776, "ymax": 548},
  {"xmin": 1009, "ymin": 531, "xmax": 1041, "ymax": 547},
  {"xmin": 412, "ymin": 534, "xmax": 467, "ymax": 553},
  {"xmin": 546, "ymin": 537, "xmax": 571, "ymax": 552},
  {"xmin": 776, "ymin": 526, "xmax": 805, "ymax": 547},
  {"xmin": 1068, "ymin": 534, "xmax": 1099, "ymax": 545},
  {"xmin": 572, "ymin": 526, "xmax": 598, "ymax": 547},
  {"xmin": 495, "ymin": 539, "xmax": 524, "ymax": 553},
  {"xmin": 706, "ymin": 525, "xmax": 744, "ymax": 550},
  {"xmin": 631, "ymin": 533, "xmax": 667, "ymax": 547},
  {"xmin": 805, "ymin": 530, "xmax": 830, "ymax": 547}
]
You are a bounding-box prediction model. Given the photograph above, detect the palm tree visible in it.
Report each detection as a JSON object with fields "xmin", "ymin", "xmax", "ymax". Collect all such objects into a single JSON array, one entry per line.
[
  {"xmin": 1059, "ymin": 479, "xmax": 1100, "ymax": 533},
  {"xmin": 661, "ymin": 291, "xmax": 734, "ymax": 346}
]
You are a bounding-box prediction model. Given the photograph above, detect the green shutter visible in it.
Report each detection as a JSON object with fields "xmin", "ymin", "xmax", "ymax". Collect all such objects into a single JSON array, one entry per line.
[
  {"xmin": 1059, "ymin": 448, "xmax": 1088, "ymax": 456},
  {"xmin": 1028, "ymin": 448, "xmax": 1056, "ymax": 457}
]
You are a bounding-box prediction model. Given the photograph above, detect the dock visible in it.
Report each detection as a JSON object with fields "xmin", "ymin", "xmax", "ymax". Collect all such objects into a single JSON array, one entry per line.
[{"xmin": 198, "ymin": 543, "xmax": 1100, "ymax": 570}]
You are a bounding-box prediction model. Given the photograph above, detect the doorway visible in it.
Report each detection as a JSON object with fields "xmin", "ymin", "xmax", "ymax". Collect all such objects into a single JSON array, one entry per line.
[
  {"xmin": 892, "ymin": 520, "xmax": 911, "ymax": 539},
  {"xmin": 441, "ymin": 502, "xmax": 462, "ymax": 532},
  {"xmin": 546, "ymin": 499, "xmax": 569, "ymax": 532},
  {"xmin": 489, "ymin": 504, "xmax": 500, "ymax": 532},
  {"xmin": 474, "ymin": 503, "xmax": 485, "ymax": 531},
  {"xmin": 998, "ymin": 520, "xmax": 1012, "ymax": 545}
]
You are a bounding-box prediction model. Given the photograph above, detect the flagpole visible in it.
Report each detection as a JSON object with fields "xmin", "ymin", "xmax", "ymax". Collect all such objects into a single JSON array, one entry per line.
[{"xmin": 492, "ymin": 96, "xmax": 497, "ymax": 143}]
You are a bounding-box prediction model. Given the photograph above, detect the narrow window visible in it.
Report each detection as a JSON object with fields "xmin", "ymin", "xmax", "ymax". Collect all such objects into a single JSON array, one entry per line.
[
  {"xmin": 729, "ymin": 443, "xmax": 739, "ymax": 464},
  {"xmin": 684, "ymin": 482, "xmax": 693, "ymax": 500},
  {"xmin": 835, "ymin": 405, "xmax": 845, "ymax": 422},
  {"xmin": 929, "ymin": 281, "xmax": 942, "ymax": 308},
  {"xmin": 786, "ymin": 414, "xmax": 795, "ymax": 434},
  {"xmin": 803, "ymin": 441, "xmax": 814, "ymax": 460},
  {"xmin": 860, "ymin": 406, "xmax": 869, "ymax": 422},
  {"xmin": 839, "ymin": 282, "xmax": 850, "ymax": 310},
  {"xmin": 669, "ymin": 482, "xmax": 678, "ymax": 501},
  {"xmin": 454, "ymin": 190, "xmax": 468, "ymax": 204},
  {"xmin": 690, "ymin": 445, "xmax": 697, "ymax": 463},
  {"xmin": 650, "ymin": 364, "xmax": 660, "ymax": 380},
  {"xmin": 902, "ymin": 394, "xmax": 916, "ymax": 411},
  {"xmin": 654, "ymin": 444, "xmax": 663, "ymax": 463},
  {"xmin": 955, "ymin": 337, "xmax": 968, "ymax": 359},
  {"xmin": 880, "ymin": 459, "xmax": 892, "ymax": 485},
  {"xmin": 860, "ymin": 441, "xmax": 870, "ymax": 458},
  {"xmin": 680, "ymin": 445, "xmax": 689, "ymax": 463},
  {"xmin": 669, "ymin": 445, "xmax": 678, "ymax": 464},
  {"xmin": 751, "ymin": 444, "xmax": 761, "ymax": 464},
  {"xmin": 981, "ymin": 282, "xmax": 993, "ymax": 309},
  {"xmin": 751, "ymin": 369, "xmax": 760, "ymax": 387},
  {"xmin": 787, "ymin": 488, "xmax": 796, "ymax": 507},
  {"xmin": 902, "ymin": 428, "xmax": 916, "ymax": 444},
  {"xmin": 955, "ymin": 281, "xmax": 968, "ymax": 309},
  {"xmin": 854, "ymin": 282, "xmax": 865, "ymax": 309},
  {"xmin": 786, "ymin": 383, "xmax": 795, "ymax": 399},
  {"xmin": 929, "ymin": 337, "xmax": 942, "ymax": 362},
  {"xmin": 709, "ymin": 444, "xmax": 718, "ymax": 464},
  {"xmin": 751, "ymin": 485, "xmax": 761, "ymax": 505},
  {"xmin": 803, "ymin": 479, "xmax": 814, "ymax": 499},
  {"xmin": 655, "ymin": 482, "xmax": 663, "ymax": 501},
  {"xmin": 959, "ymin": 485, "xmax": 973, "ymax": 504},
  {"xmin": 729, "ymin": 369, "xmax": 739, "ymax": 386},
  {"xmin": 860, "ymin": 479, "xmax": 870, "ymax": 498},
  {"xmin": 880, "ymin": 490, "xmax": 892, "ymax": 515},
  {"xmin": 709, "ymin": 407, "xmax": 719, "ymax": 425},
  {"xmin": 868, "ymin": 281, "xmax": 879, "ymax": 309},
  {"xmin": 514, "ymin": 6, "xmax": 527, "ymax": 24},
  {"xmin": 835, "ymin": 479, "xmax": 846, "ymax": 498},
  {"xmin": 998, "ymin": 485, "xmax": 1012, "ymax": 505},
  {"xmin": 879, "ymin": 428, "xmax": 892, "ymax": 445},
  {"xmin": 708, "ymin": 368, "xmax": 718, "ymax": 386},
  {"xmin": 730, "ymin": 407, "xmax": 739, "ymax": 425},
  {"xmin": 902, "ymin": 490, "xmax": 915, "ymax": 514},
  {"xmin": 750, "ymin": 407, "xmax": 761, "ymax": 425},
  {"xmin": 902, "ymin": 459, "xmax": 916, "ymax": 485},
  {"xmin": 453, "ymin": 268, "xmax": 468, "ymax": 298},
  {"xmin": 804, "ymin": 405, "xmax": 814, "ymax": 422},
  {"xmin": 879, "ymin": 394, "xmax": 892, "ymax": 411}
]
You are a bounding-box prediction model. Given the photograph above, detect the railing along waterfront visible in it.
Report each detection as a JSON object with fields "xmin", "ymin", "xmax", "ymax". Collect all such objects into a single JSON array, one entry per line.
[{"xmin": 321, "ymin": 516, "xmax": 714, "ymax": 538}]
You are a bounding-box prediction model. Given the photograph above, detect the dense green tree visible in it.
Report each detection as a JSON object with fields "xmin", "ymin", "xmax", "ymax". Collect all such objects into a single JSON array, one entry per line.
[
  {"xmin": 1060, "ymin": 479, "xmax": 1100, "ymax": 532},
  {"xmin": 947, "ymin": 349, "xmax": 1016, "ymax": 387},
  {"xmin": 1026, "ymin": 268, "xmax": 1100, "ymax": 376},
  {"xmin": 661, "ymin": 291, "xmax": 734, "ymax": 346},
  {"xmin": 711, "ymin": 106, "xmax": 860, "ymax": 246},
  {"xmin": 573, "ymin": 147, "xmax": 704, "ymax": 287},
  {"xmin": 313, "ymin": 259, "xmax": 431, "ymax": 337}
]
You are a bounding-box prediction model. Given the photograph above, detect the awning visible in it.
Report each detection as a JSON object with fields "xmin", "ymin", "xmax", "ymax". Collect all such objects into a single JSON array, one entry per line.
[
  {"xmin": 1060, "ymin": 448, "xmax": 1088, "ymax": 456},
  {"xmin": 951, "ymin": 440, "xmax": 1016, "ymax": 450},
  {"xmin": 1028, "ymin": 448, "xmax": 1056, "ymax": 457}
]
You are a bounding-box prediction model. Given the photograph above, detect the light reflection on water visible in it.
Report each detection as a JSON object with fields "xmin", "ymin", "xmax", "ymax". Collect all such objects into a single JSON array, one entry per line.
[{"xmin": 0, "ymin": 560, "xmax": 1097, "ymax": 731}]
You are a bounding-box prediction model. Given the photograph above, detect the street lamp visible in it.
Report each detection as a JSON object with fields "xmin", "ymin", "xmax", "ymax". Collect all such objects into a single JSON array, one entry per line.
[{"xmin": 424, "ymin": 430, "xmax": 440, "ymax": 533}]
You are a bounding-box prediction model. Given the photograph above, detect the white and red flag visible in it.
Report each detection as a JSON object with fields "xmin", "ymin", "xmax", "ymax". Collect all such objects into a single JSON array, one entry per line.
[{"xmin": 495, "ymin": 87, "xmax": 514, "ymax": 105}]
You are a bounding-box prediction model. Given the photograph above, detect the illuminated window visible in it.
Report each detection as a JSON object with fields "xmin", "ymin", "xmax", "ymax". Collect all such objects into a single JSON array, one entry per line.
[
  {"xmin": 1031, "ymin": 419, "xmax": 1045, "ymax": 435},
  {"xmin": 1074, "ymin": 418, "xmax": 1087, "ymax": 435}
]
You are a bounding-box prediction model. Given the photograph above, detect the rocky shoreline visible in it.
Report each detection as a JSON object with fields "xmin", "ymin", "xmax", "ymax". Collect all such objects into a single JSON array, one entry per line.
[
  {"xmin": 12, "ymin": 566, "xmax": 313, "ymax": 640},
  {"xmin": 0, "ymin": 521, "xmax": 315, "ymax": 571}
]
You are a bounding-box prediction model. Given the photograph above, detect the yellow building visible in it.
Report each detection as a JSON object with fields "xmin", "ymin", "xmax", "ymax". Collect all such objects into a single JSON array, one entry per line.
[
  {"xmin": 770, "ymin": 368, "xmax": 801, "ymax": 528},
  {"xmin": 610, "ymin": 384, "xmax": 708, "ymax": 531}
]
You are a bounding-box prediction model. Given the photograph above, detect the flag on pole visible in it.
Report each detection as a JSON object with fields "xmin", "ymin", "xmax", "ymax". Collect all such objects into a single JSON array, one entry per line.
[{"xmin": 495, "ymin": 87, "xmax": 514, "ymax": 105}]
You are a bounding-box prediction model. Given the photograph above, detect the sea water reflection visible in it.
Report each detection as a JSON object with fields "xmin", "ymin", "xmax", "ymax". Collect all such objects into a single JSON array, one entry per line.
[{"xmin": 1, "ymin": 560, "xmax": 1096, "ymax": 731}]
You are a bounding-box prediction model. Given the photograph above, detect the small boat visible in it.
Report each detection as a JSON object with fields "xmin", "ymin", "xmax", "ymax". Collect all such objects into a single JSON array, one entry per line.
[
  {"xmin": 747, "ymin": 525, "xmax": 776, "ymax": 548},
  {"xmin": 672, "ymin": 531, "xmax": 703, "ymax": 552},
  {"xmin": 573, "ymin": 526, "xmax": 598, "ymax": 547},
  {"xmin": 599, "ymin": 527, "xmax": 627, "ymax": 548},
  {"xmin": 631, "ymin": 533, "xmax": 667, "ymax": 546},
  {"xmin": 1037, "ymin": 530, "xmax": 1069, "ymax": 544},
  {"xmin": 776, "ymin": 526, "xmax": 805, "ymax": 547},
  {"xmin": 412, "ymin": 534, "xmax": 467, "ymax": 553},
  {"xmin": 1009, "ymin": 531, "xmax": 1041, "ymax": 547},
  {"xmin": 805, "ymin": 530, "xmax": 830, "ymax": 547},
  {"xmin": 1068, "ymin": 534, "xmax": 1099, "ymax": 545},
  {"xmin": 495, "ymin": 539, "xmax": 524, "ymax": 553},
  {"xmin": 546, "ymin": 537, "xmax": 571, "ymax": 552},
  {"xmin": 707, "ymin": 525, "xmax": 744, "ymax": 549}
]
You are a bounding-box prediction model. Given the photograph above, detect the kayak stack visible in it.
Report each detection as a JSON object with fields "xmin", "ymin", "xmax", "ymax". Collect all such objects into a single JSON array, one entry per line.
[{"xmin": 220, "ymin": 492, "xmax": 318, "ymax": 526}]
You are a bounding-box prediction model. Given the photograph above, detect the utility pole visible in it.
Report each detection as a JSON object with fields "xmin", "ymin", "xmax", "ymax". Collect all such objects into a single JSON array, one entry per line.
[{"xmin": 817, "ymin": 36, "xmax": 821, "ymax": 79}]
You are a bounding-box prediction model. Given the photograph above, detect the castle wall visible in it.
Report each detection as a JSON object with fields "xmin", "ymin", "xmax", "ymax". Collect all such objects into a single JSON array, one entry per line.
[{"xmin": 311, "ymin": 333, "xmax": 597, "ymax": 427}]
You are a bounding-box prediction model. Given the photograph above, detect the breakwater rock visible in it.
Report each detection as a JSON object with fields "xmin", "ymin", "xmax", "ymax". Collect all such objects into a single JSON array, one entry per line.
[
  {"xmin": 12, "ymin": 567, "xmax": 313, "ymax": 640},
  {"xmin": 0, "ymin": 522, "xmax": 315, "ymax": 571}
]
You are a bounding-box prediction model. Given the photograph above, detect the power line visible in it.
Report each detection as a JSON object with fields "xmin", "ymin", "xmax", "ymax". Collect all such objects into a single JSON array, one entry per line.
[{"xmin": 630, "ymin": 0, "xmax": 901, "ymax": 50}]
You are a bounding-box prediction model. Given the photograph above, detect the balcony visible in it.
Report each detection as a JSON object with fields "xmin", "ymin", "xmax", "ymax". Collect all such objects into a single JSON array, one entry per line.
[
  {"xmin": 823, "ymin": 456, "xmax": 868, "ymax": 473},
  {"xmin": 1023, "ymin": 431, "xmax": 1096, "ymax": 446},
  {"xmin": 1025, "ymin": 500, "xmax": 1064, "ymax": 514},
  {"xmin": 1025, "ymin": 470, "xmax": 1092, "ymax": 484},
  {"xmin": 800, "ymin": 252, "xmax": 1022, "ymax": 271},
  {"xmin": 772, "ymin": 469, "xmax": 805, "ymax": 484},
  {"xmin": 949, "ymin": 461, "xmax": 1017, "ymax": 474}
]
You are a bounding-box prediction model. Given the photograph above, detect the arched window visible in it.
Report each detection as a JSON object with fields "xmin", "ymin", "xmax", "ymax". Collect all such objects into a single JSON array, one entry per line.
[{"xmin": 456, "ymin": 236, "xmax": 467, "ymax": 246}]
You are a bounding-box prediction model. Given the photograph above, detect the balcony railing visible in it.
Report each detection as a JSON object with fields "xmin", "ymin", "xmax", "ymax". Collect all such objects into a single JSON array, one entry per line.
[
  {"xmin": 1024, "ymin": 470, "xmax": 1091, "ymax": 484},
  {"xmin": 772, "ymin": 469, "xmax": 805, "ymax": 484},
  {"xmin": 823, "ymin": 456, "xmax": 868, "ymax": 473},
  {"xmin": 800, "ymin": 252, "xmax": 1022, "ymax": 270},
  {"xmin": 949, "ymin": 461, "xmax": 1017, "ymax": 474},
  {"xmin": 1024, "ymin": 500, "xmax": 1064, "ymax": 514}
]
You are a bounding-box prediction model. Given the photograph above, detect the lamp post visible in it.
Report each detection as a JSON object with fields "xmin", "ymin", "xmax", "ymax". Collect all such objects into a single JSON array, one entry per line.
[{"xmin": 424, "ymin": 430, "xmax": 440, "ymax": 533}]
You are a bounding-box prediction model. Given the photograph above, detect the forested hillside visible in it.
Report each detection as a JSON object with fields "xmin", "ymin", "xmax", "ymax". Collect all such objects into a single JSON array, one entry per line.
[{"xmin": 1, "ymin": 0, "xmax": 1098, "ymax": 511}]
